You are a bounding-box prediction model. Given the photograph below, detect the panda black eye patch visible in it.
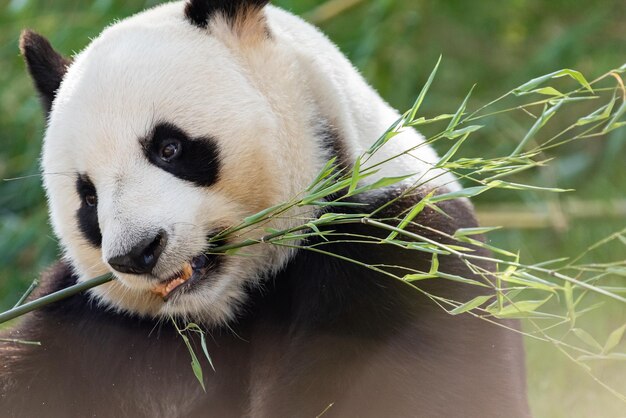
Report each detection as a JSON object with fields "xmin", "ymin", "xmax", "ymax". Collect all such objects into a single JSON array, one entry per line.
[
  {"xmin": 144, "ymin": 122, "xmax": 220, "ymax": 187},
  {"xmin": 76, "ymin": 174, "xmax": 102, "ymax": 247}
]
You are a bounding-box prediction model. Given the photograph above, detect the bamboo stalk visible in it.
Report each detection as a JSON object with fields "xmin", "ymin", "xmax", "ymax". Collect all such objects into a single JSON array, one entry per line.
[
  {"xmin": 0, "ymin": 273, "xmax": 113, "ymax": 325},
  {"xmin": 0, "ymin": 219, "xmax": 359, "ymax": 325},
  {"xmin": 2, "ymin": 198, "xmax": 624, "ymax": 325},
  {"xmin": 476, "ymin": 199, "xmax": 626, "ymax": 229}
]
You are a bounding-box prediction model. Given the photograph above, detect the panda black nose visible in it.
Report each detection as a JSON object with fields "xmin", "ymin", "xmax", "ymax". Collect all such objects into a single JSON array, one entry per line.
[{"xmin": 107, "ymin": 232, "xmax": 167, "ymax": 275}]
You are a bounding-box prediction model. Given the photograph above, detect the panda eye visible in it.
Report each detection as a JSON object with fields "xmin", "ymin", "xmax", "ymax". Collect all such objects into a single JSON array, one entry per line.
[
  {"xmin": 145, "ymin": 123, "xmax": 220, "ymax": 187},
  {"xmin": 85, "ymin": 194, "xmax": 97, "ymax": 207},
  {"xmin": 160, "ymin": 140, "xmax": 182, "ymax": 162}
]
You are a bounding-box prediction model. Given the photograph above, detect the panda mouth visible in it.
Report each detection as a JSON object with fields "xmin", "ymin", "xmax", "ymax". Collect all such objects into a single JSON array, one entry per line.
[{"xmin": 152, "ymin": 253, "xmax": 219, "ymax": 301}]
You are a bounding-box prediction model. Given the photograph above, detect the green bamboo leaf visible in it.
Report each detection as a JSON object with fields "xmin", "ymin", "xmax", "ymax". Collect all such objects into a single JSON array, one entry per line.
[
  {"xmin": 576, "ymin": 97, "xmax": 615, "ymax": 126},
  {"xmin": 410, "ymin": 114, "xmax": 454, "ymax": 126},
  {"xmin": 181, "ymin": 333, "xmax": 206, "ymax": 392},
  {"xmin": 437, "ymin": 133, "xmax": 469, "ymax": 166},
  {"xmin": 408, "ymin": 55, "xmax": 442, "ymax": 122},
  {"xmin": 511, "ymin": 100, "xmax": 565, "ymax": 156},
  {"xmin": 513, "ymin": 69, "xmax": 593, "ymax": 95},
  {"xmin": 300, "ymin": 178, "xmax": 353, "ymax": 204},
  {"xmin": 200, "ymin": 332, "xmax": 216, "ymax": 371},
  {"xmin": 446, "ymin": 84, "xmax": 475, "ymax": 132},
  {"xmin": 348, "ymin": 174, "xmax": 415, "ymax": 196},
  {"xmin": 404, "ymin": 272, "xmax": 436, "ymax": 281},
  {"xmin": 243, "ymin": 203, "xmax": 287, "ymax": 225},
  {"xmin": 386, "ymin": 190, "xmax": 434, "ymax": 240},
  {"xmin": 530, "ymin": 87, "xmax": 564, "ymax": 96},
  {"xmin": 365, "ymin": 129, "xmax": 401, "ymax": 157},
  {"xmin": 497, "ymin": 263, "xmax": 514, "ymax": 311},
  {"xmin": 306, "ymin": 222, "xmax": 329, "ymax": 242},
  {"xmin": 172, "ymin": 319, "xmax": 207, "ymax": 391},
  {"xmin": 450, "ymin": 295, "xmax": 492, "ymax": 315},
  {"xmin": 426, "ymin": 200, "xmax": 451, "ymax": 218},
  {"xmin": 348, "ymin": 157, "xmax": 361, "ymax": 194},
  {"xmin": 489, "ymin": 180, "xmax": 571, "ymax": 193},
  {"xmin": 604, "ymin": 100, "xmax": 626, "ymax": 133},
  {"xmin": 317, "ymin": 213, "xmax": 365, "ymax": 222},
  {"xmin": 499, "ymin": 273, "xmax": 557, "ymax": 293},
  {"xmin": 547, "ymin": 96, "xmax": 598, "ymax": 105},
  {"xmin": 307, "ymin": 157, "xmax": 338, "ymax": 191},
  {"xmin": 429, "ymin": 185, "xmax": 493, "ymax": 203},
  {"xmin": 442, "ymin": 125, "xmax": 483, "ymax": 140},
  {"xmin": 454, "ymin": 235, "xmax": 517, "ymax": 258},
  {"xmin": 574, "ymin": 302, "xmax": 606, "ymax": 317},
  {"xmin": 608, "ymin": 267, "xmax": 626, "ymax": 277},
  {"xmin": 492, "ymin": 296, "xmax": 552, "ymax": 318},
  {"xmin": 308, "ymin": 167, "xmax": 348, "ymax": 194},
  {"xmin": 190, "ymin": 356, "xmax": 205, "ymax": 391},
  {"xmin": 429, "ymin": 253, "xmax": 439, "ymax": 275},
  {"xmin": 486, "ymin": 289, "xmax": 523, "ymax": 311},
  {"xmin": 603, "ymin": 324, "xmax": 626, "ymax": 354},
  {"xmin": 573, "ymin": 328, "xmax": 603, "ymax": 352},
  {"xmin": 454, "ymin": 226, "xmax": 502, "ymax": 238}
]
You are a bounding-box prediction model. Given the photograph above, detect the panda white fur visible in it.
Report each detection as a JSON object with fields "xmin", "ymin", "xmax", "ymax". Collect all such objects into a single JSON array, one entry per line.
[{"xmin": 0, "ymin": 1, "xmax": 529, "ymax": 416}]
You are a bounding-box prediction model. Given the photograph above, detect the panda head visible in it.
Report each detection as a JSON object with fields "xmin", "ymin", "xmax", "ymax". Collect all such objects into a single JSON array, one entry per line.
[{"xmin": 21, "ymin": 0, "xmax": 333, "ymax": 324}]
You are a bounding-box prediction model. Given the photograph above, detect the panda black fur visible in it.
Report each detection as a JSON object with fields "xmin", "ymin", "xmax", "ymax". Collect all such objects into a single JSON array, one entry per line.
[{"xmin": 1, "ymin": 1, "xmax": 530, "ymax": 416}]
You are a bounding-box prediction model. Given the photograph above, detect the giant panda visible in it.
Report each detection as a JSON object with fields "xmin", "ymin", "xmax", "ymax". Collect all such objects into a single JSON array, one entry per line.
[{"xmin": 0, "ymin": 1, "xmax": 530, "ymax": 417}]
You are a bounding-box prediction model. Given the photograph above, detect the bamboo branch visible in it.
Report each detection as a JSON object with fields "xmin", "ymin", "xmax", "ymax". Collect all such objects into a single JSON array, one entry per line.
[
  {"xmin": 0, "ymin": 273, "xmax": 113, "ymax": 325},
  {"xmin": 0, "ymin": 218, "xmax": 364, "ymax": 326}
]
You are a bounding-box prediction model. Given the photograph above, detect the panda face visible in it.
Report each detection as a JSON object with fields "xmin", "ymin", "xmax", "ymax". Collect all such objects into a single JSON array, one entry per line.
[
  {"xmin": 39, "ymin": 2, "xmax": 328, "ymax": 323},
  {"xmin": 26, "ymin": 0, "xmax": 459, "ymax": 324}
]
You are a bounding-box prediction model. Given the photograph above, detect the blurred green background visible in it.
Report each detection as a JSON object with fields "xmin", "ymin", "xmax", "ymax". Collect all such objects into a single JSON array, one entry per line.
[{"xmin": 1, "ymin": 0, "xmax": 625, "ymax": 416}]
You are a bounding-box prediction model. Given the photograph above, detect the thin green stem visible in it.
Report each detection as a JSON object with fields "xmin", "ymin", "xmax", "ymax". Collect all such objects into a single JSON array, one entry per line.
[
  {"xmin": 0, "ymin": 217, "xmax": 370, "ymax": 325},
  {"xmin": 361, "ymin": 218, "xmax": 626, "ymax": 304},
  {"xmin": 0, "ymin": 273, "xmax": 114, "ymax": 325},
  {"xmin": 13, "ymin": 277, "xmax": 39, "ymax": 308}
]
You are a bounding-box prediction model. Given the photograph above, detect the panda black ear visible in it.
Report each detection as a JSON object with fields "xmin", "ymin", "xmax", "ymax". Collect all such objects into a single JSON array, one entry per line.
[
  {"xmin": 19, "ymin": 30, "xmax": 70, "ymax": 115},
  {"xmin": 184, "ymin": 0, "xmax": 270, "ymax": 32}
]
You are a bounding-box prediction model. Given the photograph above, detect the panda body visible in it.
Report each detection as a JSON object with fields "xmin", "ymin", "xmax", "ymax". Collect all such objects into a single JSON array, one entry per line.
[
  {"xmin": 1, "ymin": 1, "xmax": 529, "ymax": 416},
  {"xmin": 1, "ymin": 193, "xmax": 529, "ymax": 417}
]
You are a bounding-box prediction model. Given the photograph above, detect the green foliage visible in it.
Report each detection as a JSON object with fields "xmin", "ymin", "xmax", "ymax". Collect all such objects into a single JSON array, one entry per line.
[{"xmin": 171, "ymin": 318, "xmax": 215, "ymax": 392}]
